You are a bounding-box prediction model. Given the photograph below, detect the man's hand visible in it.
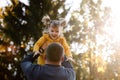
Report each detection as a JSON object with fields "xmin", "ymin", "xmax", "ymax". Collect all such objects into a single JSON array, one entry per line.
[
  {"xmin": 66, "ymin": 57, "xmax": 76, "ymax": 64},
  {"xmin": 33, "ymin": 51, "xmax": 41, "ymax": 57}
]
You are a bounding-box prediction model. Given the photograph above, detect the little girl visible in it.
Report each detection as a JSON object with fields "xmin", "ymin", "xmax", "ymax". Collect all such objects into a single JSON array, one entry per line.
[{"xmin": 33, "ymin": 15, "xmax": 74, "ymax": 65}]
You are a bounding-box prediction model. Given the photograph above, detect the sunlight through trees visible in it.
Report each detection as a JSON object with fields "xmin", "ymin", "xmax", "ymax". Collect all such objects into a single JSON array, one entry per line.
[{"xmin": 0, "ymin": 0, "xmax": 120, "ymax": 80}]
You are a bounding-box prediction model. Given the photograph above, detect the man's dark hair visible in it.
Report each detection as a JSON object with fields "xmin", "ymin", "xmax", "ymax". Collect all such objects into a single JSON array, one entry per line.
[{"xmin": 46, "ymin": 43, "xmax": 64, "ymax": 62}]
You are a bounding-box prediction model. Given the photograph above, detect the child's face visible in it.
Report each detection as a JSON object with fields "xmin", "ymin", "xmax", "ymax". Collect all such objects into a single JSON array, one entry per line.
[{"xmin": 48, "ymin": 26, "xmax": 61, "ymax": 40}]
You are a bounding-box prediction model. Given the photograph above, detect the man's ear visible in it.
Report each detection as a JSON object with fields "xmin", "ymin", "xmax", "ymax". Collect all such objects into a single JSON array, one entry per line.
[{"xmin": 61, "ymin": 56, "xmax": 64, "ymax": 62}]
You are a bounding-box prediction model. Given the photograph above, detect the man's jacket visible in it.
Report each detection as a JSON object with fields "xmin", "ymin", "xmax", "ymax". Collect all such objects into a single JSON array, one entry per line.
[{"xmin": 21, "ymin": 52, "xmax": 76, "ymax": 80}]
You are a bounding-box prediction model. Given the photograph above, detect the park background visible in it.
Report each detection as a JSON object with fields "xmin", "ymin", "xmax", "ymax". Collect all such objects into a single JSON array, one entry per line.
[{"xmin": 0, "ymin": 0, "xmax": 120, "ymax": 80}]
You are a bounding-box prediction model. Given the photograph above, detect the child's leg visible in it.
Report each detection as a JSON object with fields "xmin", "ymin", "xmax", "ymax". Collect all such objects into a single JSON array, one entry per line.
[{"xmin": 37, "ymin": 55, "xmax": 45, "ymax": 65}]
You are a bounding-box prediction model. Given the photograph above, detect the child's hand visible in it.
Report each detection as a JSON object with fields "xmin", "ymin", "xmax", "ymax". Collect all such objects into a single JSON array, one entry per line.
[{"xmin": 66, "ymin": 57, "xmax": 76, "ymax": 64}]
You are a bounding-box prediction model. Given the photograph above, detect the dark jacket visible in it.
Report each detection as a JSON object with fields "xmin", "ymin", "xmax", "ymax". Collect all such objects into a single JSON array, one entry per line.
[{"xmin": 21, "ymin": 52, "xmax": 76, "ymax": 80}]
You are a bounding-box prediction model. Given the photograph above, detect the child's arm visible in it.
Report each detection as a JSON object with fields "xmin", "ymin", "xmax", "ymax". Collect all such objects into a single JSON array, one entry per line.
[
  {"xmin": 33, "ymin": 36, "xmax": 46, "ymax": 52},
  {"xmin": 61, "ymin": 37, "xmax": 76, "ymax": 64},
  {"xmin": 61, "ymin": 37, "xmax": 72, "ymax": 57}
]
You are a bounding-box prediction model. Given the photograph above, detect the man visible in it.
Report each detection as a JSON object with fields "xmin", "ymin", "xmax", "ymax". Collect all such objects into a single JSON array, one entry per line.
[{"xmin": 21, "ymin": 43, "xmax": 76, "ymax": 80}]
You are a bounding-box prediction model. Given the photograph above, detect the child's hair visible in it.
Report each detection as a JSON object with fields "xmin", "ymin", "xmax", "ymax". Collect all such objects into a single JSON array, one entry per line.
[{"xmin": 41, "ymin": 15, "xmax": 66, "ymax": 34}]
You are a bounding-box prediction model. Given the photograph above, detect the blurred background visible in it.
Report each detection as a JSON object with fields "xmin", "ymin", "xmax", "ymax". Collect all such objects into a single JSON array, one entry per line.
[{"xmin": 0, "ymin": 0, "xmax": 120, "ymax": 80}]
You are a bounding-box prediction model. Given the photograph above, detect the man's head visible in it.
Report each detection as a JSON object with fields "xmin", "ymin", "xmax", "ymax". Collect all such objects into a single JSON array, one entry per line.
[{"xmin": 45, "ymin": 43, "xmax": 64, "ymax": 63}]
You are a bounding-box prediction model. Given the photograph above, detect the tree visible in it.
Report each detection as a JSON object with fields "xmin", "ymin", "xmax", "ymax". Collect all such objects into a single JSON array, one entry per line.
[
  {"xmin": 0, "ymin": 0, "xmax": 67, "ymax": 79},
  {"xmin": 64, "ymin": 0, "xmax": 112, "ymax": 80}
]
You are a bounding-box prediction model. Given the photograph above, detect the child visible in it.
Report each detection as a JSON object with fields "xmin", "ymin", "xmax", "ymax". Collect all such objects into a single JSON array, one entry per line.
[{"xmin": 33, "ymin": 15, "xmax": 74, "ymax": 65}]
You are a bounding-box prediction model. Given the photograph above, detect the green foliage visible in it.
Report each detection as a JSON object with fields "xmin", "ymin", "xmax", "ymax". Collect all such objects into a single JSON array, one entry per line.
[
  {"xmin": 1, "ymin": 0, "xmax": 119, "ymax": 80},
  {"xmin": 64, "ymin": 0, "xmax": 113, "ymax": 80},
  {"xmin": 0, "ymin": 0, "xmax": 67, "ymax": 80}
]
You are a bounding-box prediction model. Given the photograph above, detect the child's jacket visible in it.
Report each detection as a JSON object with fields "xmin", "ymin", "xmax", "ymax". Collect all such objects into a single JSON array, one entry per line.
[{"xmin": 33, "ymin": 34, "xmax": 72, "ymax": 65}]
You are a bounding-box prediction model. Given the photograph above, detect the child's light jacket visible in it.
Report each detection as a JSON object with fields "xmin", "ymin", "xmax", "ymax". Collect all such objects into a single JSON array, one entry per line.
[{"xmin": 33, "ymin": 34, "xmax": 72, "ymax": 64}]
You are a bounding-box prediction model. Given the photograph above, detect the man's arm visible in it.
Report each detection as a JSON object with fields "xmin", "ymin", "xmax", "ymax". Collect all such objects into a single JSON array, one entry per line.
[
  {"xmin": 62, "ymin": 56, "xmax": 76, "ymax": 80},
  {"xmin": 21, "ymin": 52, "xmax": 40, "ymax": 80},
  {"xmin": 61, "ymin": 56, "xmax": 73, "ymax": 68},
  {"xmin": 21, "ymin": 52, "xmax": 39, "ymax": 63}
]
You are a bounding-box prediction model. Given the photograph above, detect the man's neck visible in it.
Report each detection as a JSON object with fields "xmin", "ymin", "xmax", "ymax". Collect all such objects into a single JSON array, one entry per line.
[{"xmin": 46, "ymin": 61, "xmax": 61, "ymax": 66}]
